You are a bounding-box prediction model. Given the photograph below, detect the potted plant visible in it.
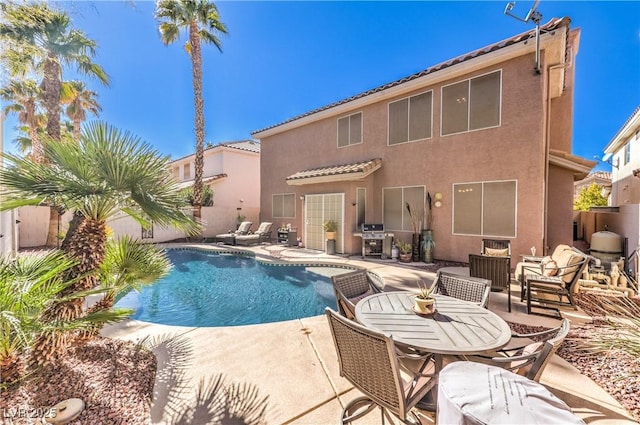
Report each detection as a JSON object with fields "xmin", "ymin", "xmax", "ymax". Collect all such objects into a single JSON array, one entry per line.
[
  {"xmin": 324, "ymin": 219, "xmax": 338, "ymax": 240},
  {"xmin": 396, "ymin": 241, "xmax": 412, "ymax": 263},
  {"xmin": 414, "ymin": 280, "xmax": 436, "ymax": 314}
]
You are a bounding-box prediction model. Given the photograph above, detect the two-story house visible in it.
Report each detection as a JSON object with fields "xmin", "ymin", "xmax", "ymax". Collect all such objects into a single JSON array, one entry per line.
[
  {"xmin": 169, "ymin": 140, "xmax": 261, "ymax": 237},
  {"xmin": 603, "ymin": 107, "xmax": 640, "ymax": 206},
  {"xmin": 252, "ymin": 17, "xmax": 595, "ymax": 264}
]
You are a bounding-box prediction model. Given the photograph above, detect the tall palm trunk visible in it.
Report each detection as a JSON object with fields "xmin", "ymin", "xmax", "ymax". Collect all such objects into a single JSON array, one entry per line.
[
  {"xmin": 190, "ymin": 20, "xmax": 204, "ymax": 228},
  {"xmin": 31, "ymin": 217, "xmax": 107, "ymax": 366},
  {"xmin": 73, "ymin": 118, "xmax": 81, "ymax": 141},
  {"xmin": 43, "ymin": 53, "xmax": 63, "ymax": 247}
]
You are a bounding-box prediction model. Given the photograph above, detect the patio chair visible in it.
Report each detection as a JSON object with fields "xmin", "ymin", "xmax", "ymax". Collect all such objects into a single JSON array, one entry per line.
[
  {"xmin": 325, "ymin": 308, "xmax": 436, "ymax": 424},
  {"xmin": 462, "ymin": 318, "xmax": 570, "ymax": 382},
  {"xmin": 331, "ymin": 270, "xmax": 383, "ymax": 320},
  {"xmin": 431, "ymin": 270, "xmax": 491, "ymax": 308},
  {"xmin": 522, "ymin": 248, "xmax": 588, "ymax": 316},
  {"xmin": 481, "ymin": 239, "xmax": 511, "ymax": 257},
  {"xmin": 214, "ymin": 221, "xmax": 253, "ymax": 244},
  {"xmin": 234, "ymin": 222, "xmax": 273, "ymax": 246},
  {"xmin": 469, "ymin": 253, "xmax": 513, "ymax": 312}
]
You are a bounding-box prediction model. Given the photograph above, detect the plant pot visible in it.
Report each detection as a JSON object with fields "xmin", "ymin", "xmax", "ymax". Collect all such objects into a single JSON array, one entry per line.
[
  {"xmin": 325, "ymin": 232, "xmax": 336, "ymax": 240},
  {"xmin": 398, "ymin": 253, "xmax": 412, "ymax": 263},
  {"xmin": 412, "ymin": 233, "xmax": 421, "ymax": 262},
  {"xmin": 421, "ymin": 229, "xmax": 434, "ymax": 263},
  {"xmin": 414, "ymin": 296, "xmax": 435, "ymax": 314}
]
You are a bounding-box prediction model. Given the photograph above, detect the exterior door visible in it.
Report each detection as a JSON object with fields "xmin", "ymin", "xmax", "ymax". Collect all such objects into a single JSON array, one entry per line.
[{"xmin": 305, "ymin": 193, "xmax": 344, "ymax": 252}]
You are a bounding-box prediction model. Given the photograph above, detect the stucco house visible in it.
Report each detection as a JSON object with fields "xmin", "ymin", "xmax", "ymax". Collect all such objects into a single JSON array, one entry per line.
[
  {"xmin": 252, "ymin": 17, "xmax": 595, "ymax": 264},
  {"xmin": 574, "ymin": 171, "xmax": 612, "ymax": 203},
  {"xmin": 603, "ymin": 107, "xmax": 640, "ymax": 207},
  {"xmin": 168, "ymin": 139, "xmax": 261, "ymax": 236}
]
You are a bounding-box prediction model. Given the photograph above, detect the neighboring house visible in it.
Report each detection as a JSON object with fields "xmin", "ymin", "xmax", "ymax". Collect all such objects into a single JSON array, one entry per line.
[
  {"xmin": 252, "ymin": 17, "xmax": 595, "ymax": 264},
  {"xmin": 168, "ymin": 140, "xmax": 261, "ymax": 236},
  {"xmin": 574, "ymin": 171, "xmax": 612, "ymax": 203},
  {"xmin": 603, "ymin": 106, "xmax": 640, "ymax": 206}
]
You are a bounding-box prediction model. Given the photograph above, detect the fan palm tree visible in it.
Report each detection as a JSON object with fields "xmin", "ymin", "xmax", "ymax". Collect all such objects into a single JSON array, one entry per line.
[
  {"xmin": 0, "ymin": 251, "xmax": 129, "ymax": 381},
  {"xmin": 155, "ymin": 0, "xmax": 228, "ymax": 225},
  {"xmin": 62, "ymin": 80, "xmax": 102, "ymax": 141},
  {"xmin": 0, "ymin": 121, "xmax": 199, "ymax": 364},
  {"xmin": 0, "ymin": 79, "xmax": 44, "ymax": 162},
  {"xmin": 82, "ymin": 236, "xmax": 171, "ymax": 338}
]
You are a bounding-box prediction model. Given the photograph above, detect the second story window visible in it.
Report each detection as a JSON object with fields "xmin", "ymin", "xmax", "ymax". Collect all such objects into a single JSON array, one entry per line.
[
  {"xmin": 388, "ymin": 91, "xmax": 433, "ymax": 145},
  {"xmin": 441, "ymin": 70, "xmax": 501, "ymax": 136},
  {"xmin": 624, "ymin": 142, "xmax": 631, "ymax": 165},
  {"xmin": 184, "ymin": 163, "xmax": 191, "ymax": 180},
  {"xmin": 337, "ymin": 112, "xmax": 362, "ymax": 148}
]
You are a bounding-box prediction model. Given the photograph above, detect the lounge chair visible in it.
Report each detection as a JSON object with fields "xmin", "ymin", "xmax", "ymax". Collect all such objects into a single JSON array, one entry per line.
[
  {"xmin": 234, "ymin": 222, "xmax": 273, "ymax": 246},
  {"xmin": 215, "ymin": 221, "xmax": 253, "ymax": 244}
]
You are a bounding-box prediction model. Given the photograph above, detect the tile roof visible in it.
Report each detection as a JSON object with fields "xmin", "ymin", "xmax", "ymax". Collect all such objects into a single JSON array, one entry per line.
[
  {"xmin": 252, "ymin": 17, "xmax": 570, "ymax": 136},
  {"xmin": 216, "ymin": 139, "xmax": 261, "ymax": 153},
  {"xmin": 286, "ymin": 158, "xmax": 382, "ymax": 184},
  {"xmin": 176, "ymin": 173, "xmax": 227, "ymax": 189}
]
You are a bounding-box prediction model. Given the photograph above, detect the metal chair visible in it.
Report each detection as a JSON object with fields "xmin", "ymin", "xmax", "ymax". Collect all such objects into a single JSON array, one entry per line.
[
  {"xmin": 431, "ymin": 271, "xmax": 491, "ymax": 308},
  {"xmin": 482, "ymin": 239, "xmax": 511, "ymax": 256},
  {"xmin": 331, "ymin": 270, "xmax": 383, "ymax": 320},
  {"xmin": 469, "ymin": 253, "xmax": 512, "ymax": 312},
  {"xmin": 325, "ymin": 308, "xmax": 436, "ymax": 424},
  {"xmin": 463, "ymin": 318, "xmax": 570, "ymax": 382}
]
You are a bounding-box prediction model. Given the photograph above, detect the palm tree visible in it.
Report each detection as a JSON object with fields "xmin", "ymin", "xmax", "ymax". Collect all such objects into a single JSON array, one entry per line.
[
  {"xmin": 62, "ymin": 80, "xmax": 102, "ymax": 141},
  {"xmin": 0, "ymin": 79, "xmax": 44, "ymax": 162},
  {"xmin": 0, "ymin": 3, "xmax": 109, "ymax": 142},
  {"xmin": 0, "ymin": 121, "xmax": 199, "ymax": 364},
  {"xmin": 155, "ymin": 0, "xmax": 228, "ymax": 226},
  {"xmin": 0, "ymin": 2, "xmax": 109, "ymax": 247},
  {"xmin": 0, "ymin": 251, "xmax": 129, "ymax": 381}
]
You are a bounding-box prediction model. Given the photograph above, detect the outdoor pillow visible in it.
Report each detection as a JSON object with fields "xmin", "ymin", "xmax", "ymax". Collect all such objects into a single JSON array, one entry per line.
[
  {"xmin": 485, "ymin": 247, "xmax": 509, "ymax": 257},
  {"xmin": 541, "ymin": 256, "xmax": 558, "ymax": 276}
]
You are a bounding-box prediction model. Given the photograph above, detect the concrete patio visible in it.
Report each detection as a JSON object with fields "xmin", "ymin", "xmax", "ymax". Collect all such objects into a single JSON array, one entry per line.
[{"xmin": 101, "ymin": 243, "xmax": 637, "ymax": 424}]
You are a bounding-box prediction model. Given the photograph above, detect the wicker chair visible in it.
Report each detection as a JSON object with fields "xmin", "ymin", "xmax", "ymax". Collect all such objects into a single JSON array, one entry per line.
[
  {"xmin": 325, "ymin": 308, "xmax": 436, "ymax": 424},
  {"xmin": 431, "ymin": 271, "xmax": 491, "ymax": 308},
  {"xmin": 469, "ymin": 254, "xmax": 512, "ymax": 312},
  {"xmin": 482, "ymin": 239, "xmax": 511, "ymax": 256},
  {"xmin": 522, "ymin": 251, "xmax": 588, "ymax": 316},
  {"xmin": 331, "ymin": 270, "xmax": 383, "ymax": 320},
  {"xmin": 462, "ymin": 318, "xmax": 570, "ymax": 382}
]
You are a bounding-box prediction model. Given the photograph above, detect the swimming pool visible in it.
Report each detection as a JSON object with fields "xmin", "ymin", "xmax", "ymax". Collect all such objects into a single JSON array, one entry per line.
[{"xmin": 115, "ymin": 248, "xmax": 344, "ymax": 327}]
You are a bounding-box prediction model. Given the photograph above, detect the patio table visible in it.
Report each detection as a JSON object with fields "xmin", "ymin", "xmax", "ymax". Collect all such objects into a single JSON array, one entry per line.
[{"xmin": 355, "ymin": 292, "xmax": 512, "ymax": 409}]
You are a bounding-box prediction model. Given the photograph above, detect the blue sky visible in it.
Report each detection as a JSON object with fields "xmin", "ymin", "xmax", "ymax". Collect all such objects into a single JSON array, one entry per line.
[{"xmin": 2, "ymin": 1, "xmax": 639, "ymax": 169}]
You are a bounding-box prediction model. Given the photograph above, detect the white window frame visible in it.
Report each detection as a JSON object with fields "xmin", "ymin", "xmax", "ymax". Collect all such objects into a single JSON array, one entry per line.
[
  {"xmin": 337, "ymin": 112, "xmax": 363, "ymax": 148},
  {"xmin": 624, "ymin": 142, "xmax": 631, "ymax": 165},
  {"xmin": 440, "ymin": 69, "xmax": 502, "ymax": 137},
  {"xmin": 387, "ymin": 90, "xmax": 433, "ymax": 146},
  {"xmin": 452, "ymin": 179, "xmax": 517, "ymax": 238},
  {"xmin": 183, "ymin": 163, "xmax": 191, "ymax": 180}
]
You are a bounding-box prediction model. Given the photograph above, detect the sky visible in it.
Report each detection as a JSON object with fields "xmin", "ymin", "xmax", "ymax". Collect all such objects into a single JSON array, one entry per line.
[{"xmin": 2, "ymin": 1, "xmax": 639, "ymax": 170}]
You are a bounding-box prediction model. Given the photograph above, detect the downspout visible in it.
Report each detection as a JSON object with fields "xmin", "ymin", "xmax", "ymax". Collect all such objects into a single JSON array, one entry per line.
[{"xmin": 543, "ymin": 62, "xmax": 568, "ymax": 254}]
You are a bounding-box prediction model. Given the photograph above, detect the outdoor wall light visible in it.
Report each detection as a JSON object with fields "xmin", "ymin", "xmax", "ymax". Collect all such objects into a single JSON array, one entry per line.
[{"xmin": 300, "ymin": 195, "xmax": 305, "ymax": 200}]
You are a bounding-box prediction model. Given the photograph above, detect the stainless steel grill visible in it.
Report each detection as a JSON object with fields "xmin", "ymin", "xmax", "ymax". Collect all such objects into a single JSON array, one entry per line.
[{"xmin": 356, "ymin": 224, "xmax": 394, "ymax": 259}]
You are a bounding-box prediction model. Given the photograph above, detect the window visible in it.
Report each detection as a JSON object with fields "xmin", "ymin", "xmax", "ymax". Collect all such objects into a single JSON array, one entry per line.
[
  {"xmin": 624, "ymin": 142, "xmax": 631, "ymax": 165},
  {"xmin": 442, "ymin": 70, "xmax": 501, "ymax": 136},
  {"xmin": 337, "ymin": 112, "xmax": 362, "ymax": 147},
  {"xmin": 356, "ymin": 188, "xmax": 366, "ymax": 231},
  {"xmin": 272, "ymin": 193, "xmax": 296, "ymax": 218},
  {"xmin": 184, "ymin": 163, "xmax": 191, "ymax": 180},
  {"xmin": 453, "ymin": 180, "xmax": 516, "ymax": 237},
  {"xmin": 388, "ymin": 91, "xmax": 432, "ymax": 145},
  {"xmin": 383, "ymin": 186, "xmax": 425, "ymax": 232},
  {"xmin": 172, "ymin": 166, "xmax": 180, "ymax": 179}
]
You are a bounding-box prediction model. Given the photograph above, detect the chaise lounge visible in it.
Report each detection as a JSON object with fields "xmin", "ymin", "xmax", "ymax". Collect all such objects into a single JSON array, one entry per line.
[
  {"xmin": 215, "ymin": 221, "xmax": 253, "ymax": 245},
  {"xmin": 234, "ymin": 222, "xmax": 273, "ymax": 246}
]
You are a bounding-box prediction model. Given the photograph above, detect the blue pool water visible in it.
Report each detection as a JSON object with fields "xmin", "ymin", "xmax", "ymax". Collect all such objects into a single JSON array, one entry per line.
[{"xmin": 115, "ymin": 249, "xmax": 340, "ymax": 327}]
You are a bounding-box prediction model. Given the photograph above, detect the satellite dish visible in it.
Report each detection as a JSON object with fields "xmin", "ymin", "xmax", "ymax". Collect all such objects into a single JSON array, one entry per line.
[
  {"xmin": 602, "ymin": 153, "xmax": 612, "ymax": 162},
  {"xmin": 504, "ymin": 1, "xmax": 543, "ymax": 73}
]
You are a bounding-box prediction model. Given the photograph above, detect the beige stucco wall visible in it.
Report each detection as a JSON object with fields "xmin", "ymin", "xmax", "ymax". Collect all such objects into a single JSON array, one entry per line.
[{"xmin": 259, "ymin": 52, "xmax": 561, "ymax": 264}]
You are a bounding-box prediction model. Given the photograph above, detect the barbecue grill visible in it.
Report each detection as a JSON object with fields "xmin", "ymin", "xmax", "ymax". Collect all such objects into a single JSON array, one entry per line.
[{"xmin": 355, "ymin": 224, "xmax": 394, "ymax": 259}]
